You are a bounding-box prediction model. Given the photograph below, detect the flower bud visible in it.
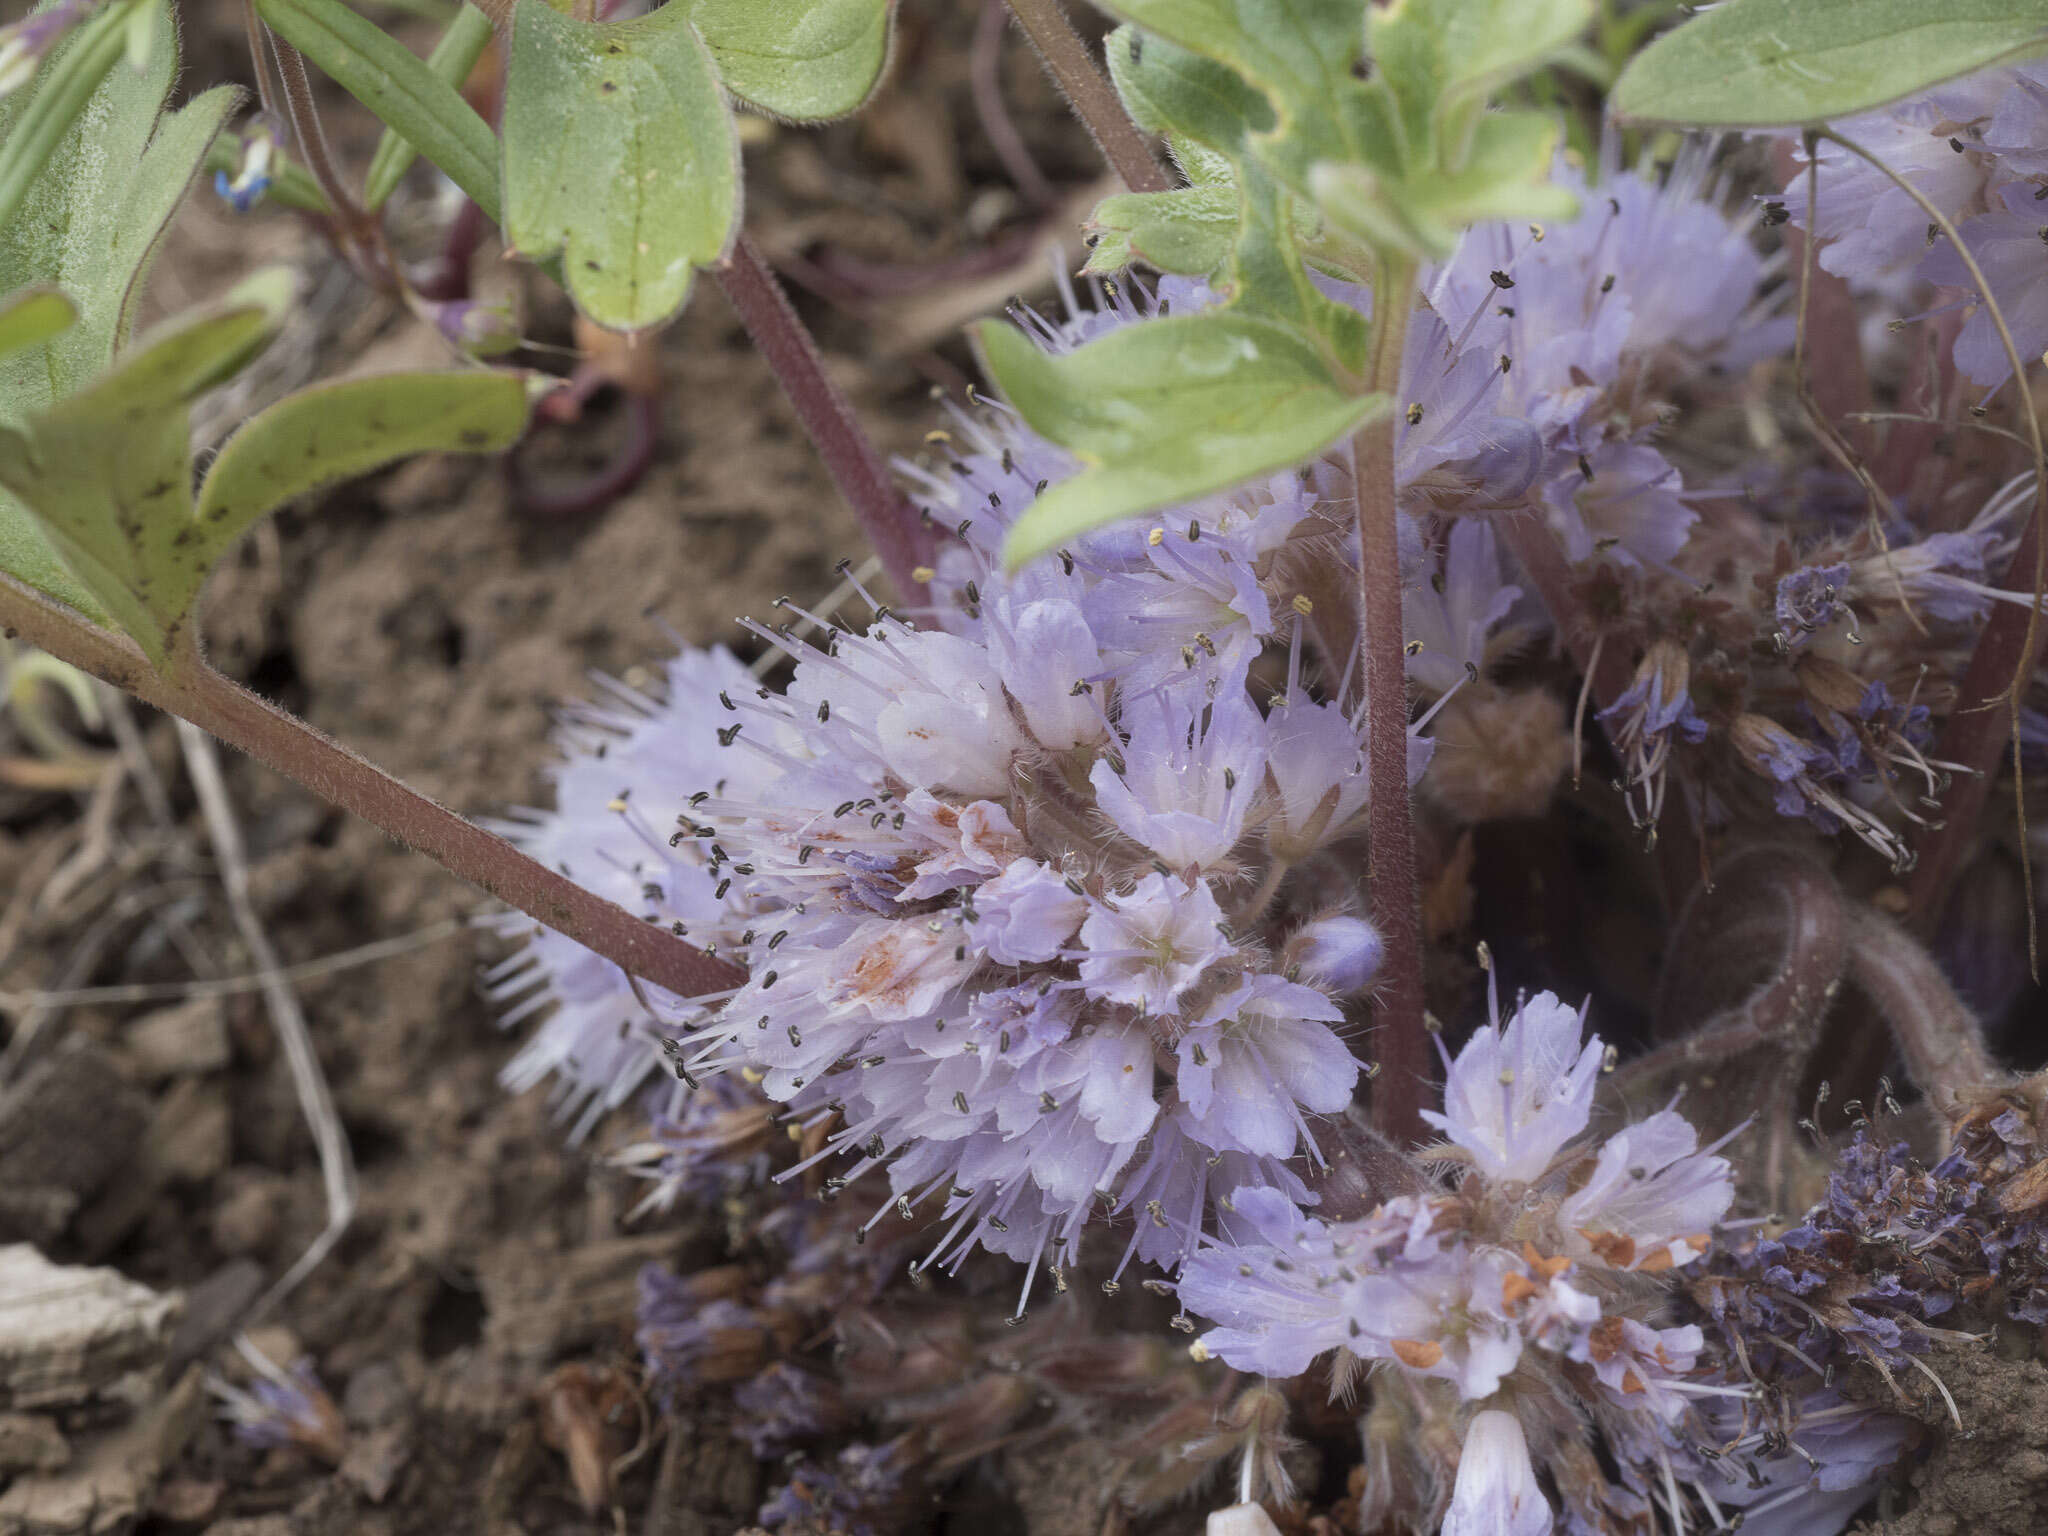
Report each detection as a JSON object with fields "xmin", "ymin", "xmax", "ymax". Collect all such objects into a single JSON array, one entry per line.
[
  {"xmin": 1794, "ymin": 654, "xmax": 1870, "ymax": 720},
  {"xmin": 1284, "ymin": 914, "xmax": 1382, "ymax": 993},
  {"xmin": 0, "ymin": 0, "xmax": 95, "ymax": 99},
  {"xmin": 1729, "ymin": 713, "xmax": 1818, "ymax": 784},
  {"xmin": 215, "ymin": 114, "xmax": 280, "ymax": 213},
  {"xmin": 1206, "ymin": 1504, "xmax": 1282, "ymax": 1536}
]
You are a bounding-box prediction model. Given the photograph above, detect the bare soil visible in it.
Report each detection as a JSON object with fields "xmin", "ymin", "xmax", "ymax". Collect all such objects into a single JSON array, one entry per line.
[{"xmin": 2, "ymin": 3, "xmax": 2046, "ymax": 1534}]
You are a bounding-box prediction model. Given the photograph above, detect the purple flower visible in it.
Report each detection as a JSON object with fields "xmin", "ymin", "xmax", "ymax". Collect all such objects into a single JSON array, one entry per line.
[
  {"xmin": 1598, "ymin": 639, "xmax": 1708, "ymax": 834},
  {"xmin": 0, "ymin": 0, "xmax": 97, "ymax": 99},
  {"xmin": 1793, "ymin": 97, "xmax": 1996, "ymax": 285},
  {"xmin": 487, "ymin": 646, "xmax": 761, "ymax": 1138},
  {"xmin": 1175, "ymin": 975, "xmax": 1356, "ymax": 1160},
  {"xmin": 732, "ymin": 1362, "xmax": 843, "ymax": 1458},
  {"xmin": 1090, "ymin": 693, "xmax": 1264, "ymax": 869},
  {"xmin": 1774, "ymin": 561, "xmax": 1854, "ymax": 649},
  {"xmin": 1403, "ymin": 518, "xmax": 1524, "ymax": 696},
  {"xmin": 1076, "ymin": 872, "xmax": 1230, "ymax": 1014},
  {"xmin": 1731, "ymin": 713, "xmax": 1918, "ymax": 871},
  {"xmin": 1922, "ymin": 199, "xmax": 2048, "ymax": 386},
  {"xmin": 1283, "ymin": 914, "xmax": 1383, "ymax": 993},
  {"xmin": 1542, "ymin": 441, "xmax": 1697, "ymax": 572},
  {"xmin": 1557, "ymin": 1110, "xmax": 1733, "ymax": 1269},
  {"xmin": 1421, "ymin": 990, "xmax": 1601, "ymax": 1184}
]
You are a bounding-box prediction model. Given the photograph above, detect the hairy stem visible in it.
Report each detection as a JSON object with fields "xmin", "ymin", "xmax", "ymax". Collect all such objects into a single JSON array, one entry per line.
[
  {"xmin": 0, "ymin": 573, "xmax": 747, "ymax": 999},
  {"xmin": 1843, "ymin": 904, "xmax": 2001, "ymax": 1122},
  {"xmin": 1001, "ymin": 0, "xmax": 1172, "ymax": 195},
  {"xmin": 973, "ymin": 0, "xmax": 1057, "ymax": 209},
  {"xmin": 714, "ymin": 236, "xmax": 935, "ymax": 607},
  {"xmin": 264, "ymin": 29, "xmax": 363, "ymax": 228},
  {"xmin": 1812, "ymin": 128, "xmax": 2048, "ymax": 956},
  {"xmin": 1353, "ymin": 258, "xmax": 1427, "ymax": 1146},
  {"xmin": 1606, "ymin": 846, "xmax": 1847, "ymax": 1112}
]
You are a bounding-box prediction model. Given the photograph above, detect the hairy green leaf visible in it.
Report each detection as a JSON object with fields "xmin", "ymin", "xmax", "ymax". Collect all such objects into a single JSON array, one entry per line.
[
  {"xmin": 0, "ymin": 0, "xmax": 132, "ymax": 240},
  {"xmin": 196, "ymin": 371, "xmax": 532, "ymax": 556},
  {"xmin": 1612, "ymin": 0, "xmax": 2048, "ymax": 128},
  {"xmin": 1311, "ymin": 109, "xmax": 1574, "ymax": 259},
  {"xmin": 1084, "ymin": 186, "xmax": 1237, "ymax": 277},
  {"xmin": 1103, "ymin": 0, "xmax": 1361, "ymax": 125},
  {"xmin": 0, "ymin": 289, "xmax": 76, "ymax": 362},
  {"xmin": 0, "ymin": 272, "xmax": 293, "ymax": 663},
  {"xmin": 364, "ymin": 2, "xmax": 495, "ymax": 210},
  {"xmin": 976, "ymin": 311, "xmax": 1387, "ymax": 569},
  {"xmin": 258, "ymin": 0, "xmax": 502, "ymax": 223},
  {"xmin": 1105, "ymin": 23, "xmax": 1273, "ymax": 159},
  {"xmin": 1377, "ymin": 0, "xmax": 1591, "ymax": 108},
  {"xmin": 0, "ymin": 0, "xmax": 236, "ymax": 620},
  {"xmin": 685, "ymin": 0, "xmax": 891, "ymax": 122},
  {"xmin": 503, "ymin": 0, "xmax": 738, "ymax": 332}
]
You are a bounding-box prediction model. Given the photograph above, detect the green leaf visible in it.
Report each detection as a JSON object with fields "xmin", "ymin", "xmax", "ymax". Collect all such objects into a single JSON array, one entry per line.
[
  {"xmin": 1612, "ymin": 0, "xmax": 2048, "ymax": 128},
  {"xmin": 684, "ymin": 0, "xmax": 891, "ymax": 122},
  {"xmin": 0, "ymin": 271, "xmax": 533, "ymax": 671},
  {"xmin": 1105, "ymin": 23, "xmax": 1274, "ymax": 159},
  {"xmin": 503, "ymin": 0, "xmax": 739, "ymax": 332},
  {"xmin": 1103, "ymin": 0, "xmax": 1362, "ymax": 130},
  {"xmin": 0, "ymin": 0, "xmax": 134, "ymax": 241},
  {"xmin": 257, "ymin": 0, "xmax": 502, "ymax": 224},
  {"xmin": 0, "ymin": 0, "xmax": 237, "ymax": 621},
  {"xmin": 0, "ymin": 272, "xmax": 293, "ymax": 664},
  {"xmin": 364, "ymin": 2, "xmax": 495, "ymax": 211},
  {"xmin": 195, "ymin": 371, "xmax": 533, "ymax": 556},
  {"xmin": 1375, "ymin": 0, "xmax": 1591, "ymax": 111},
  {"xmin": 1084, "ymin": 185, "xmax": 1238, "ymax": 277},
  {"xmin": 1310, "ymin": 108, "xmax": 1575, "ymax": 259},
  {"xmin": 976, "ymin": 310, "xmax": 1387, "ymax": 569},
  {"xmin": 0, "ymin": 289, "xmax": 76, "ymax": 361}
]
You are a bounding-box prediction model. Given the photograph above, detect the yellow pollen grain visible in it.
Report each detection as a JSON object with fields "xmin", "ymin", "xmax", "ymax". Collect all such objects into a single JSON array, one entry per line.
[
  {"xmin": 911, "ymin": 566, "xmax": 936, "ymax": 583},
  {"xmin": 1148, "ymin": 527, "xmax": 1165, "ymax": 546},
  {"xmin": 1291, "ymin": 594, "xmax": 1314, "ymax": 616}
]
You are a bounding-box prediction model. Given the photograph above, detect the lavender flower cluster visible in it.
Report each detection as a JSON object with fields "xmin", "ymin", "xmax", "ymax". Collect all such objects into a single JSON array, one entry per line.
[
  {"xmin": 1797, "ymin": 61, "xmax": 2048, "ymax": 387},
  {"xmin": 481, "ymin": 67, "xmax": 2048, "ymax": 1536}
]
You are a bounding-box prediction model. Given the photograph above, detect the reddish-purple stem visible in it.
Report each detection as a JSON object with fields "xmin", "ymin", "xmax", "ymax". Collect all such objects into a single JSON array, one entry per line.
[
  {"xmin": 1353, "ymin": 284, "xmax": 1427, "ymax": 1145},
  {"xmin": 1001, "ymin": 0, "xmax": 1172, "ymax": 196},
  {"xmin": 714, "ymin": 237, "xmax": 935, "ymax": 606},
  {"xmin": 1907, "ymin": 511, "xmax": 2047, "ymax": 930},
  {"xmin": 0, "ymin": 575, "xmax": 747, "ymax": 1000},
  {"xmin": 511, "ymin": 391, "xmax": 662, "ymax": 517},
  {"xmin": 974, "ymin": 0, "xmax": 1058, "ymax": 209}
]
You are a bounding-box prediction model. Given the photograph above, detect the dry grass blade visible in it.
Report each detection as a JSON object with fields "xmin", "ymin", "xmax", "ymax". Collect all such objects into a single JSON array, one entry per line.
[{"xmin": 174, "ymin": 720, "xmax": 357, "ymax": 1326}]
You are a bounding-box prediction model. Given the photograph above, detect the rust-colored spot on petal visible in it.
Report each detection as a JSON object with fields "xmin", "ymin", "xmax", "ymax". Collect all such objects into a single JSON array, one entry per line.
[
  {"xmin": 1501, "ymin": 1272, "xmax": 1540, "ymax": 1308},
  {"xmin": 1580, "ymin": 1228, "xmax": 1637, "ymax": 1269},
  {"xmin": 1586, "ymin": 1316, "xmax": 1627, "ymax": 1365},
  {"xmin": 1391, "ymin": 1338, "xmax": 1444, "ymax": 1370},
  {"xmin": 1621, "ymin": 1368, "xmax": 1646, "ymax": 1395},
  {"xmin": 1521, "ymin": 1241, "xmax": 1571, "ymax": 1280}
]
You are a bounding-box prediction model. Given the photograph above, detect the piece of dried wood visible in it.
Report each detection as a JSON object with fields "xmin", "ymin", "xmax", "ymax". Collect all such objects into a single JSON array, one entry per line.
[
  {"xmin": 0, "ymin": 1415, "xmax": 67, "ymax": 1476},
  {"xmin": 0, "ymin": 1247, "xmax": 180, "ymax": 1411},
  {"xmin": 0, "ymin": 1365, "xmax": 202, "ymax": 1535}
]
